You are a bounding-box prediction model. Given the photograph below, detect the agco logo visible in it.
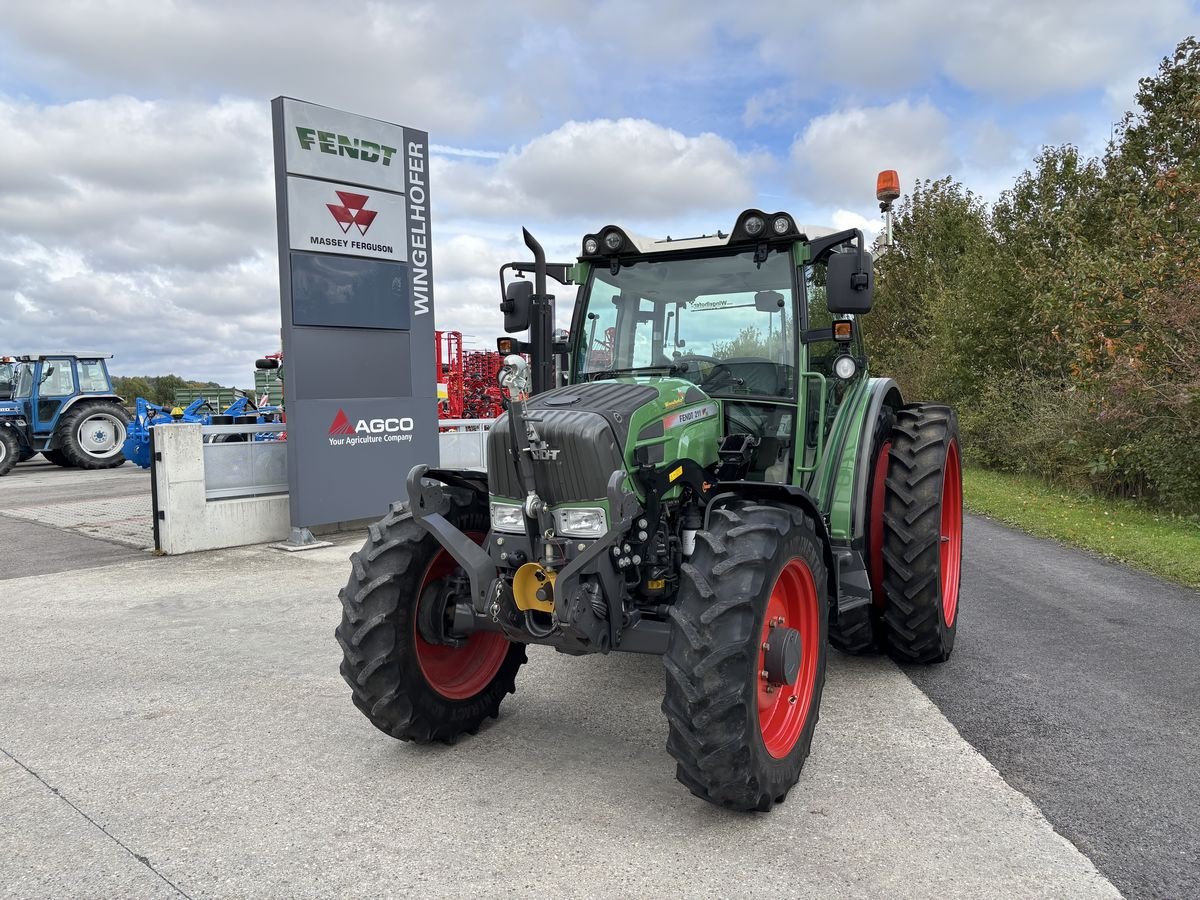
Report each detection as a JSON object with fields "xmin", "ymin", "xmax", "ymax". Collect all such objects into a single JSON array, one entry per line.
[{"xmin": 328, "ymin": 409, "xmax": 414, "ymax": 447}]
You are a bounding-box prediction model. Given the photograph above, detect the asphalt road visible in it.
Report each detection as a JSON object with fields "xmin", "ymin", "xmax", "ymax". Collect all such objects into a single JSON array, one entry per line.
[{"xmin": 907, "ymin": 515, "xmax": 1200, "ymax": 900}]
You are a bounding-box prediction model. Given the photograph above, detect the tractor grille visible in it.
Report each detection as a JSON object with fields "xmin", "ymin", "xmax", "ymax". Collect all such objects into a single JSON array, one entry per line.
[{"xmin": 487, "ymin": 408, "xmax": 624, "ymax": 503}]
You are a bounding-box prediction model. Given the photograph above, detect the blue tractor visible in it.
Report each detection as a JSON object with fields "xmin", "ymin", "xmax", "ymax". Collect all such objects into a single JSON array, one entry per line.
[{"xmin": 0, "ymin": 354, "xmax": 131, "ymax": 477}]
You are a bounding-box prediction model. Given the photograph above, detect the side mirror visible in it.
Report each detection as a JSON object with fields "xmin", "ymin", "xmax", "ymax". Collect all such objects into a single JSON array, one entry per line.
[
  {"xmin": 826, "ymin": 250, "xmax": 874, "ymax": 314},
  {"xmin": 755, "ymin": 290, "xmax": 785, "ymax": 313},
  {"xmin": 501, "ymin": 279, "xmax": 534, "ymax": 333}
]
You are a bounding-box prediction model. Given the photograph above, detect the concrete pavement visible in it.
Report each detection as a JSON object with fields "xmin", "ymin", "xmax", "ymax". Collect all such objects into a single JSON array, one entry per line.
[{"xmin": 0, "ymin": 538, "xmax": 1118, "ymax": 898}]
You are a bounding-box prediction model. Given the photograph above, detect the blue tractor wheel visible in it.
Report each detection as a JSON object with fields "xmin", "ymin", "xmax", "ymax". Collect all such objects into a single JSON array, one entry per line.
[
  {"xmin": 0, "ymin": 427, "xmax": 17, "ymax": 477},
  {"xmin": 56, "ymin": 403, "xmax": 131, "ymax": 470}
]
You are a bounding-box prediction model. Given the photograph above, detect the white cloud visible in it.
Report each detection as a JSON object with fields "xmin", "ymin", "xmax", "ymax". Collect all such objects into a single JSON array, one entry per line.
[
  {"xmin": 436, "ymin": 119, "xmax": 758, "ymax": 222},
  {"xmin": 831, "ymin": 210, "xmax": 883, "ymax": 237},
  {"xmin": 789, "ymin": 99, "xmax": 955, "ymax": 207}
]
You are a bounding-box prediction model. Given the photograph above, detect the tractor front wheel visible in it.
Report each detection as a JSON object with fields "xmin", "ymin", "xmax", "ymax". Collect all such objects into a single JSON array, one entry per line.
[
  {"xmin": 335, "ymin": 489, "xmax": 526, "ymax": 743},
  {"xmin": 663, "ymin": 502, "xmax": 829, "ymax": 811},
  {"xmin": 57, "ymin": 404, "xmax": 130, "ymax": 469},
  {"xmin": 877, "ymin": 404, "xmax": 962, "ymax": 664},
  {"xmin": 0, "ymin": 428, "xmax": 18, "ymax": 477}
]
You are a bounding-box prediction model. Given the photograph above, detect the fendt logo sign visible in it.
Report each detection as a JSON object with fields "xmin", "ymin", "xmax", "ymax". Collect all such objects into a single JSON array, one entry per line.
[
  {"xmin": 327, "ymin": 191, "xmax": 377, "ymax": 235},
  {"xmin": 295, "ymin": 127, "xmax": 398, "ymax": 167},
  {"xmin": 327, "ymin": 408, "xmax": 414, "ymax": 447}
]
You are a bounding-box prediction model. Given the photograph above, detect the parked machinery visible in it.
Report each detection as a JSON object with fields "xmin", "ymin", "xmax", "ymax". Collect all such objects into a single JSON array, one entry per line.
[
  {"xmin": 0, "ymin": 354, "xmax": 132, "ymax": 476},
  {"xmin": 436, "ymin": 330, "xmax": 508, "ymax": 420}
]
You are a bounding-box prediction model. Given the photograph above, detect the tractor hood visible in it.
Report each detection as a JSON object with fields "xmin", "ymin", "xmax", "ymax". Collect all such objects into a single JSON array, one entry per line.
[
  {"xmin": 487, "ymin": 378, "xmax": 722, "ymax": 505},
  {"xmin": 0, "ymin": 400, "xmax": 22, "ymax": 417}
]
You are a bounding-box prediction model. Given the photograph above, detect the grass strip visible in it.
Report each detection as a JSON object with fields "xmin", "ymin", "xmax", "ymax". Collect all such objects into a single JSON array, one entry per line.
[{"xmin": 963, "ymin": 467, "xmax": 1200, "ymax": 589}]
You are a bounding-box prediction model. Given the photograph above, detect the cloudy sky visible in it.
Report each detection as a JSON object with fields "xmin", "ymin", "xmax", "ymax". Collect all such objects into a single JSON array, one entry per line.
[{"xmin": 1, "ymin": 0, "xmax": 1197, "ymax": 384}]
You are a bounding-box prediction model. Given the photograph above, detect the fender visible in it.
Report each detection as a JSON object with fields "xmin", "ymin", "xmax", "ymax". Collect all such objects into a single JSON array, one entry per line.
[
  {"xmin": 849, "ymin": 378, "xmax": 903, "ymax": 545},
  {"xmin": 58, "ymin": 393, "xmax": 125, "ymax": 415},
  {"xmin": 704, "ymin": 482, "xmax": 840, "ymax": 609}
]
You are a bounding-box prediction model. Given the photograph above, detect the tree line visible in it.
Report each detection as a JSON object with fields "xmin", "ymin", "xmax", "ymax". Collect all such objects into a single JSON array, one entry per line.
[{"xmin": 866, "ymin": 37, "xmax": 1200, "ymax": 513}]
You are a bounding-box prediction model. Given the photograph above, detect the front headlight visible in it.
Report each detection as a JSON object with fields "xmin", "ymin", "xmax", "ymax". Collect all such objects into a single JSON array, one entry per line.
[
  {"xmin": 490, "ymin": 502, "xmax": 525, "ymax": 534},
  {"xmin": 553, "ymin": 507, "xmax": 608, "ymax": 538}
]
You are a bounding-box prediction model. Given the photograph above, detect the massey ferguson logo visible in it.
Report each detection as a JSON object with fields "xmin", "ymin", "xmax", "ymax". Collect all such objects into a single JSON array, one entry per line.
[
  {"xmin": 525, "ymin": 420, "xmax": 560, "ymax": 460},
  {"xmin": 328, "ymin": 408, "xmax": 414, "ymax": 447},
  {"xmin": 327, "ymin": 191, "xmax": 377, "ymax": 235}
]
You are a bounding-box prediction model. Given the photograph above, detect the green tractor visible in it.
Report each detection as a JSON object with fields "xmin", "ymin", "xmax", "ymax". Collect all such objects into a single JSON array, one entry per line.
[{"xmin": 336, "ymin": 208, "xmax": 963, "ymax": 811}]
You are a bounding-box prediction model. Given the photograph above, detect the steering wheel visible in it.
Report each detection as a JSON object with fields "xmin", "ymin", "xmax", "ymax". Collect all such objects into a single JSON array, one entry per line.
[{"xmin": 671, "ymin": 353, "xmax": 722, "ymax": 383}]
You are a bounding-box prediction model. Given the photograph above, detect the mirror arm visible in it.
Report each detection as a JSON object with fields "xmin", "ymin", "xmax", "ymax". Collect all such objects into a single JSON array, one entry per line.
[{"xmin": 807, "ymin": 227, "xmax": 869, "ymax": 291}]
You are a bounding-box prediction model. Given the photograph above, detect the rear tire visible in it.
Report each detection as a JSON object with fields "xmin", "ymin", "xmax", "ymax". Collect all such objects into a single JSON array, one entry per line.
[
  {"xmin": 878, "ymin": 404, "xmax": 962, "ymax": 664},
  {"xmin": 57, "ymin": 403, "xmax": 130, "ymax": 469},
  {"xmin": 663, "ymin": 502, "xmax": 829, "ymax": 811},
  {"xmin": 336, "ymin": 490, "xmax": 526, "ymax": 743},
  {"xmin": 0, "ymin": 428, "xmax": 17, "ymax": 477}
]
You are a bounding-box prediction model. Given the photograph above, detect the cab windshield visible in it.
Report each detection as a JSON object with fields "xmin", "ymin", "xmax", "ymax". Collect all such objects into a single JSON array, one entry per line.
[{"xmin": 576, "ymin": 247, "xmax": 796, "ymax": 397}]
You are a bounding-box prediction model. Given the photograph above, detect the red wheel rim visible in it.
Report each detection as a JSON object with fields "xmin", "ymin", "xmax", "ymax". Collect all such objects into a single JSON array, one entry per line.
[
  {"xmin": 758, "ymin": 559, "xmax": 821, "ymax": 759},
  {"xmin": 868, "ymin": 439, "xmax": 892, "ymax": 608},
  {"xmin": 414, "ymin": 534, "xmax": 509, "ymax": 700},
  {"xmin": 940, "ymin": 440, "xmax": 963, "ymax": 627}
]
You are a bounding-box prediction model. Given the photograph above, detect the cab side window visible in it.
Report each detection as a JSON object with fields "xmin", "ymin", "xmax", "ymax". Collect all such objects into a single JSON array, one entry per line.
[
  {"xmin": 42, "ymin": 360, "xmax": 76, "ymax": 397},
  {"xmin": 77, "ymin": 361, "xmax": 109, "ymax": 393}
]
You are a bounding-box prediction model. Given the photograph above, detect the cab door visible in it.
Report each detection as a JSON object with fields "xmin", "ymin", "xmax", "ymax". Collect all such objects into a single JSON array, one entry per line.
[{"xmin": 31, "ymin": 358, "xmax": 77, "ymax": 435}]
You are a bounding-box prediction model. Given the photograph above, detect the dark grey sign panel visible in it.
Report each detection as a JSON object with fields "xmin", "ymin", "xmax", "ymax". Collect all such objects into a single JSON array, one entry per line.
[
  {"xmin": 272, "ymin": 97, "xmax": 437, "ymax": 530},
  {"xmin": 290, "ymin": 252, "xmax": 412, "ymax": 330}
]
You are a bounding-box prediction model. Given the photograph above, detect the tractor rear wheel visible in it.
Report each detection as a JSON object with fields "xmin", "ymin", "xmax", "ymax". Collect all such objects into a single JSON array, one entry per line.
[
  {"xmin": 663, "ymin": 502, "xmax": 829, "ymax": 811},
  {"xmin": 877, "ymin": 404, "xmax": 962, "ymax": 664},
  {"xmin": 42, "ymin": 448, "xmax": 74, "ymax": 467},
  {"xmin": 57, "ymin": 403, "xmax": 130, "ymax": 469},
  {"xmin": 336, "ymin": 489, "xmax": 526, "ymax": 743},
  {"xmin": 0, "ymin": 428, "xmax": 17, "ymax": 477}
]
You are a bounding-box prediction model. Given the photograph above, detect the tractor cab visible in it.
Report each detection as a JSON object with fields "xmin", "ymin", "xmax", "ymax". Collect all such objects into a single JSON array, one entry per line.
[
  {"xmin": 499, "ymin": 210, "xmax": 876, "ymax": 489},
  {"xmin": 0, "ymin": 354, "xmax": 131, "ymax": 476},
  {"xmin": 0, "ymin": 358, "xmax": 14, "ymax": 401}
]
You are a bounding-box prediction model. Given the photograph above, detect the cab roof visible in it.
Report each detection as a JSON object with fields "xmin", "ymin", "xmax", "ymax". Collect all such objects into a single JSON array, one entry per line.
[
  {"xmin": 579, "ymin": 209, "xmax": 838, "ymax": 261},
  {"xmin": 11, "ymin": 354, "xmax": 113, "ymax": 362}
]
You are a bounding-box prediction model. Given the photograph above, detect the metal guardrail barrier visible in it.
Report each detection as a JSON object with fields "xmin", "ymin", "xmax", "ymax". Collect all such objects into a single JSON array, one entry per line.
[
  {"xmin": 201, "ymin": 423, "xmax": 288, "ymax": 500},
  {"xmin": 437, "ymin": 418, "xmax": 495, "ymax": 470}
]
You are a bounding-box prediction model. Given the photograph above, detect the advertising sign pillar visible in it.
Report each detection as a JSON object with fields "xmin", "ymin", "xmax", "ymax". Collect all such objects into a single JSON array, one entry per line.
[{"xmin": 271, "ymin": 97, "xmax": 437, "ymax": 540}]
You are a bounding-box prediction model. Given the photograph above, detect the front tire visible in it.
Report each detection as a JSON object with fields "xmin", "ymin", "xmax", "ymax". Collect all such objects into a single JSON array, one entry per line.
[
  {"xmin": 57, "ymin": 403, "xmax": 130, "ymax": 469},
  {"xmin": 335, "ymin": 490, "xmax": 526, "ymax": 743},
  {"xmin": 878, "ymin": 404, "xmax": 963, "ymax": 664},
  {"xmin": 663, "ymin": 502, "xmax": 829, "ymax": 811},
  {"xmin": 0, "ymin": 428, "xmax": 17, "ymax": 477},
  {"xmin": 42, "ymin": 448, "xmax": 75, "ymax": 467}
]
